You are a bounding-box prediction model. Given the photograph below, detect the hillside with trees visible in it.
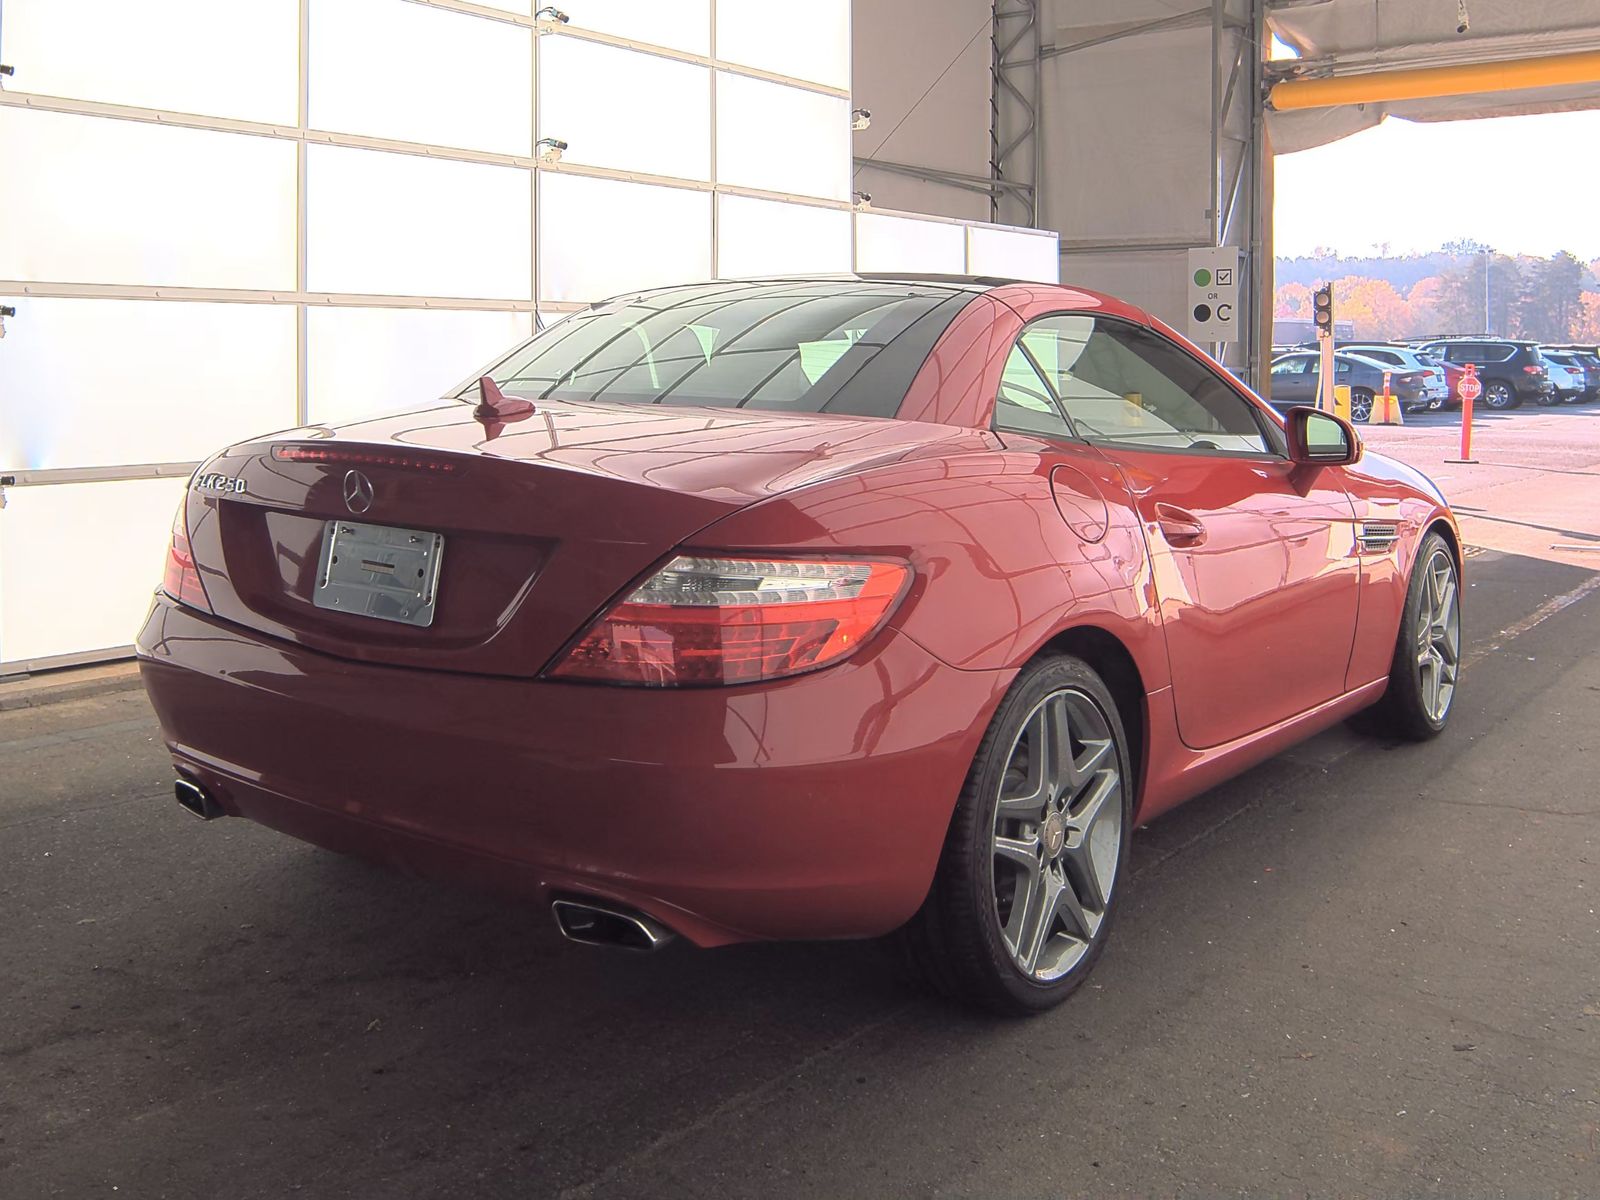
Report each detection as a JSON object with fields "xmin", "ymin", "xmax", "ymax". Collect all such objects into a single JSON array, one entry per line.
[{"xmin": 1275, "ymin": 242, "xmax": 1600, "ymax": 342}]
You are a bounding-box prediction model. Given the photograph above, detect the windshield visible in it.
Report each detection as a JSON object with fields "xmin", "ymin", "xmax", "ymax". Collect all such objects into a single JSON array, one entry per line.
[{"xmin": 471, "ymin": 281, "xmax": 966, "ymax": 418}]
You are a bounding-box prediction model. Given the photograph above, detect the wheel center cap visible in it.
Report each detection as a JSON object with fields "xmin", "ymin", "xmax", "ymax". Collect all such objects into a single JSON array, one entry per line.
[{"xmin": 1041, "ymin": 813, "xmax": 1067, "ymax": 859}]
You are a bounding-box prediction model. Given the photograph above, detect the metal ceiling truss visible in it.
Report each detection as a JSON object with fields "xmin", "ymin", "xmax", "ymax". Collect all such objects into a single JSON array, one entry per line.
[{"xmin": 990, "ymin": 0, "xmax": 1042, "ymax": 227}]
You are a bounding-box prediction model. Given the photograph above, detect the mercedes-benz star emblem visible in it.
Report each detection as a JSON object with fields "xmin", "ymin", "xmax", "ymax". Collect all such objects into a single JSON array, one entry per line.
[{"xmin": 342, "ymin": 469, "xmax": 374, "ymax": 515}]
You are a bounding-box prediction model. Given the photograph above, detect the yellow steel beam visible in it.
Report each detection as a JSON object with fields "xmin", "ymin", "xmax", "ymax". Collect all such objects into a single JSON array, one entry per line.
[{"xmin": 1270, "ymin": 49, "xmax": 1600, "ymax": 111}]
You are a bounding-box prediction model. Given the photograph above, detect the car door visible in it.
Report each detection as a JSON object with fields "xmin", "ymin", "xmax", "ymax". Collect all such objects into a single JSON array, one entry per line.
[
  {"xmin": 1008, "ymin": 314, "xmax": 1362, "ymax": 750},
  {"xmin": 1269, "ymin": 354, "xmax": 1315, "ymax": 405}
]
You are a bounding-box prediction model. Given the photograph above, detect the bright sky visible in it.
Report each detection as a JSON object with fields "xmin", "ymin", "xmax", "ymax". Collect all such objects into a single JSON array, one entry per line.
[{"xmin": 1273, "ymin": 110, "xmax": 1600, "ymax": 260}]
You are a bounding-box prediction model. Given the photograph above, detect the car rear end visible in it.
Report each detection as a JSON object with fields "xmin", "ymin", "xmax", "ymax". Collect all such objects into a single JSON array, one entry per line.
[
  {"xmin": 137, "ymin": 280, "xmax": 1012, "ymax": 947},
  {"xmin": 1576, "ymin": 352, "xmax": 1600, "ymax": 400},
  {"xmin": 1514, "ymin": 344, "xmax": 1555, "ymax": 402}
]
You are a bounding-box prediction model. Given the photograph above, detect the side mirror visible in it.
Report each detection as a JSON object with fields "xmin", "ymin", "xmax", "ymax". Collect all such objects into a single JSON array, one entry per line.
[{"xmin": 1285, "ymin": 405, "xmax": 1362, "ymax": 466}]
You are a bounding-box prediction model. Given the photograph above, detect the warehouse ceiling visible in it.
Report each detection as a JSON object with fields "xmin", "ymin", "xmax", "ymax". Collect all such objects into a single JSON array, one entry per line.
[{"xmin": 1268, "ymin": 0, "xmax": 1600, "ymax": 151}]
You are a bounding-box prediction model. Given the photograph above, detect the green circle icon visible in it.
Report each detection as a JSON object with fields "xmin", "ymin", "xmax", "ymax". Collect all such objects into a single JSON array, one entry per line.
[{"xmin": 1193, "ymin": 268, "xmax": 1212, "ymax": 287}]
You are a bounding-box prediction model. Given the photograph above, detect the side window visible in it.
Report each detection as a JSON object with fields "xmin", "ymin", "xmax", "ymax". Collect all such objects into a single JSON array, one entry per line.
[
  {"xmin": 1335, "ymin": 359, "xmax": 1351, "ymax": 375},
  {"xmin": 1444, "ymin": 343, "xmax": 1477, "ymax": 362},
  {"xmin": 1016, "ymin": 315, "xmax": 1272, "ymax": 454},
  {"xmin": 994, "ymin": 340, "xmax": 1076, "ymax": 439},
  {"xmin": 1271, "ymin": 357, "xmax": 1309, "ymax": 375}
]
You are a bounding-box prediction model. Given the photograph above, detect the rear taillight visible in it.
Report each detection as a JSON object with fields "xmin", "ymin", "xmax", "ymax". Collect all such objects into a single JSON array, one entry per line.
[
  {"xmin": 1523, "ymin": 364, "xmax": 1544, "ymax": 375},
  {"xmin": 161, "ymin": 501, "xmax": 212, "ymax": 613},
  {"xmin": 550, "ymin": 555, "xmax": 911, "ymax": 686}
]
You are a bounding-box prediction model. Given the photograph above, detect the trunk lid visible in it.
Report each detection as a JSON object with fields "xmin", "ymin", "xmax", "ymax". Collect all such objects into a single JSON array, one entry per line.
[{"xmin": 185, "ymin": 399, "xmax": 984, "ymax": 677}]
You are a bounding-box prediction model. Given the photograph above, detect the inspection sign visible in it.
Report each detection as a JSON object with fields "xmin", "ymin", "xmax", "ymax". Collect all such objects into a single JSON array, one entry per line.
[{"xmin": 1187, "ymin": 247, "xmax": 1240, "ymax": 343}]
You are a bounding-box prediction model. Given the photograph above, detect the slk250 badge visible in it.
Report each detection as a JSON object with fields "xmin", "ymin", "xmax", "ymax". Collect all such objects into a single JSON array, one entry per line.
[{"xmin": 193, "ymin": 472, "xmax": 246, "ymax": 495}]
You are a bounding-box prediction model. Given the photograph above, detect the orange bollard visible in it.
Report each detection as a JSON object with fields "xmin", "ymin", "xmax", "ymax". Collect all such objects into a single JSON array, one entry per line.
[{"xmin": 1448, "ymin": 363, "xmax": 1479, "ymax": 463}]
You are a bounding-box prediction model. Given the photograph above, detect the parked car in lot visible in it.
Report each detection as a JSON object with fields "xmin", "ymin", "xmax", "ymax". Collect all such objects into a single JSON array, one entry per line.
[
  {"xmin": 1268, "ymin": 350, "xmax": 1428, "ymax": 420},
  {"xmin": 1542, "ymin": 349, "xmax": 1597, "ymax": 403},
  {"xmin": 1342, "ymin": 343, "xmax": 1451, "ymax": 410},
  {"xmin": 1420, "ymin": 352, "xmax": 1466, "ymax": 409},
  {"xmin": 1414, "ymin": 338, "xmax": 1553, "ymax": 410},
  {"xmin": 139, "ymin": 276, "xmax": 1463, "ymax": 1015},
  {"xmin": 1574, "ymin": 351, "xmax": 1600, "ymax": 401}
]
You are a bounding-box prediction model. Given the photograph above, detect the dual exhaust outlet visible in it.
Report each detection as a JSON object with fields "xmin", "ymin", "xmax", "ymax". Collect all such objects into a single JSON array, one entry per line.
[{"xmin": 172, "ymin": 777, "xmax": 673, "ymax": 951}]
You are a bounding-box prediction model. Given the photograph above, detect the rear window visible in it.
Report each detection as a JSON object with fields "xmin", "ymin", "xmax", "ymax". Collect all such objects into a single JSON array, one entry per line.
[{"xmin": 473, "ymin": 281, "xmax": 966, "ymax": 418}]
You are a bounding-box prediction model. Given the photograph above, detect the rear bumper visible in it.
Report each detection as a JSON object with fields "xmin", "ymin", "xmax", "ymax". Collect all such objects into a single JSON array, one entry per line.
[{"xmin": 136, "ymin": 598, "xmax": 1011, "ymax": 946}]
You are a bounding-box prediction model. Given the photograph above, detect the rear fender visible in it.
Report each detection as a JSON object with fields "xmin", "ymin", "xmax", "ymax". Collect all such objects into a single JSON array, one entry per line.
[{"xmin": 689, "ymin": 455, "xmax": 1171, "ymax": 692}]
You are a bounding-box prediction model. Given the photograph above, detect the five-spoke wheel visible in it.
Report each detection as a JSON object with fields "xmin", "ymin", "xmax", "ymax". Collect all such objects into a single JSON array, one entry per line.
[
  {"xmin": 1413, "ymin": 547, "xmax": 1461, "ymax": 725},
  {"xmin": 1365, "ymin": 531, "xmax": 1462, "ymax": 740},
  {"xmin": 893, "ymin": 655, "xmax": 1131, "ymax": 1015},
  {"xmin": 992, "ymin": 688, "xmax": 1123, "ymax": 982}
]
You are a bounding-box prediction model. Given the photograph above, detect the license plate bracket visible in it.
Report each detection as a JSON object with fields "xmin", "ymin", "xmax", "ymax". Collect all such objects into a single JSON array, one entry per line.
[{"xmin": 313, "ymin": 519, "xmax": 445, "ymax": 627}]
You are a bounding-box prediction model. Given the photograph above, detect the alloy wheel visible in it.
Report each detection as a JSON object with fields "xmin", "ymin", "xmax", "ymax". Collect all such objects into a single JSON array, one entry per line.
[
  {"xmin": 1351, "ymin": 390, "xmax": 1374, "ymax": 422},
  {"xmin": 991, "ymin": 688, "xmax": 1123, "ymax": 982},
  {"xmin": 1414, "ymin": 548, "xmax": 1461, "ymax": 724},
  {"xmin": 1485, "ymin": 381, "xmax": 1513, "ymax": 409}
]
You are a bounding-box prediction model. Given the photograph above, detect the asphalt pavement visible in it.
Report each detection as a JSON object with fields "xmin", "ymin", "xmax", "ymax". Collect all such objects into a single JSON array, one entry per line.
[{"xmin": 3, "ymin": 422, "xmax": 1599, "ymax": 1197}]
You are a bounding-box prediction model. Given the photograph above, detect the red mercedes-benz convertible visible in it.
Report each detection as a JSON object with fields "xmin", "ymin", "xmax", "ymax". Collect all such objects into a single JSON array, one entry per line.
[{"xmin": 139, "ymin": 277, "xmax": 1462, "ymax": 1014}]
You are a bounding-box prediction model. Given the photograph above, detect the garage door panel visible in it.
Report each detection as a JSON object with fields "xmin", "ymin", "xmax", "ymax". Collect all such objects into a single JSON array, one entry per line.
[
  {"xmin": 539, "ymin": 38, "xmax": 711, "ymax": 180},
  {"xmin": 309, "ymin": 0, "xmax": 533, "ymax": 156},
  {"xmin": 562, "ymin": 0, "xmax": 710, "ymax": 55},
  {"xmin": 0, "ymin": 108, "xmax": 296, "ymax": 290},
  {"xmin": 0, "ymin": 299, "xmax": 296, "ymax": 473},
  {"xmin": 0, "ymin": 478, "xmax": 187, "ymax": 665},
  {"xmin": 854, "ymin": 213, "xmax": 967, "ymax": 275},
  {"xmin": 715, "ymin": 73, "xmax": 851, "ymax": 200},
  {"xmin": 0, "ymin": 0, "xmax": 298, "ymax": 123},
  {"xmin": 537, "ymin": 175, "xmax": 711, "ymax": 303},
  {"xmin": 306, "ymin": 307, "xmax": 534, "ymax": 428},
  {"xmin": 717, "ymin": 195, "xmax": 851, "ymax": 279},
  {"xmin": 966, "ymin": 226, "xmax": 1060, "ymax": 283},
  {"xmin": 304, "ymin": 145, "xmax": 532, "ymax": 300},
  {"xmin": 716, "ymin": 0, "xmax": 850, "ymax": 88}
]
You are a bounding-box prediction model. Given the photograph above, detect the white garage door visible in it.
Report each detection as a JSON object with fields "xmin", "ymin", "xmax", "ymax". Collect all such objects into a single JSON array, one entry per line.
[{"xmin": 0, "ymin": 0, "xmax": 1056, "ymax": 672}]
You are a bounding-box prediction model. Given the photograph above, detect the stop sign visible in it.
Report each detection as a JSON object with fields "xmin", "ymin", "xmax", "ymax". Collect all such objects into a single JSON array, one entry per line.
[{"xmin": 1459, "ymin": 372, "xmax": 1482, "ymax": 403}]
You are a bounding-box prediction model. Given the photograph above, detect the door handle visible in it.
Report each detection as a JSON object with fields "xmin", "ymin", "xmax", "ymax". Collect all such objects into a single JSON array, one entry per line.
[{"xmin": 1155, "ymin": 503, "xmax": 1207, "ymax": 546}]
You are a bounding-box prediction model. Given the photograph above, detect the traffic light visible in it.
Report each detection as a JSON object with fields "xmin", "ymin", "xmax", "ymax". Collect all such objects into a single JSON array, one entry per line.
[{"xmin": 1313, "ymin": 284, "xmax": 1334, "ymax": 339}]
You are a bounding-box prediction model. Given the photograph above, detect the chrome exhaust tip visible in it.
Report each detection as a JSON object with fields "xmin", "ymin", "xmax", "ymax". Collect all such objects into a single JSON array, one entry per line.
[
  {"xmin": 174, "ymin": 778, "xmax": 225, "ymax": 821},
  {"xmin": 552, "ymin": 898, "xmax": 675, "ymax": 952}
]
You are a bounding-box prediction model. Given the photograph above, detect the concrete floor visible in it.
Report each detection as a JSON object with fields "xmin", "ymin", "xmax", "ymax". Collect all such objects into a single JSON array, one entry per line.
[{"xmin": 3, "ymin": 413, "xmax": 1598, "ymax": 1198}]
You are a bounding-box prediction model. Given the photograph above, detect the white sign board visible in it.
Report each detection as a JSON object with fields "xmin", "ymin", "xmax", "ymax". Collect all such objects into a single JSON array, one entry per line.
[{"xmin": 1187, "ymin": 247, "xmax": 1240, "ymax": 343}]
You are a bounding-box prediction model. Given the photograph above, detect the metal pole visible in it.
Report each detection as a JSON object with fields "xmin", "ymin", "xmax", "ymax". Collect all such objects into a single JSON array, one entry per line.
[
  {"xmin": 1484, "ymin": 248, "xmax": 1491, "ymax": 334},
  {"xmin": 989, "ymin": 2, "xmax": 1001, "ymax": 223},
  {"xmin": 1210, "ymin": 0, "xmax": 1223, "ymax": 244},
  {"xmin": 1209, "ymin": 0, "xmax": 1223, "ymax": 362},
  {"xmin": 1247, "ymin": 0, "xmax": 1268, "ymax": 392},
  {"xmin": 1032, "ymin": 6, "xmax": 1043, "ymax": 228}
]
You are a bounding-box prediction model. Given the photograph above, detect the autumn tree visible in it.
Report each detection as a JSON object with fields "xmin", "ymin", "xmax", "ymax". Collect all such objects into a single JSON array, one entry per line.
[
  {"xmin": 1573, "ymin": 292, "xmax": 1600, "ymax": 343},
  {"xmin": 1275, "ymin": 282, "xmax": 1311, "ymax": 318},
  {"xmin": 1435, "ymin": 254, "xmax": 1523, "ymax": 336},
  {"xmin": 1404, "ymin": 276, "xmax": 1445, "ymax": 337},
  {"xmin": 1520, "ymin": 252, "xmax": 1586, "ymax": 341},
  {"xmin": 1329, "ymin": 275, "xmax": 1408, "ymax": 340}
]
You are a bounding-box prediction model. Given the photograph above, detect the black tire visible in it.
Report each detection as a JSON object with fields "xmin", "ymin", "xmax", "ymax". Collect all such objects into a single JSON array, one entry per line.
[
  {"xmin": 1350, "ymin": 387, "xmax": 1375, "ymax": 423},
  {"xmin": 1482, "ymin": 379, "xmax": 1516, "ymax": 410},
  {"xmin": 891, "ymin": 655, "xmax": 1133, "ymax": 1016},
  {"xmin": 1363, "ymin": 531, "xmax": 1461, "ymax": 741}
]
